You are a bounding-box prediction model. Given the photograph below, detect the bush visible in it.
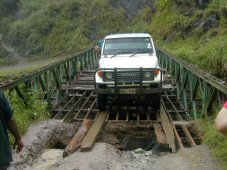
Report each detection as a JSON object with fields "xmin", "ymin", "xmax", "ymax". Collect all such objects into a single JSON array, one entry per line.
[
  {"xmin": 8, "ymin": 90, "xmax": 50, "ymax": 135},
  {"xmin": 157, "ymin": 0, "xmax": 171, "ymax": 11}
]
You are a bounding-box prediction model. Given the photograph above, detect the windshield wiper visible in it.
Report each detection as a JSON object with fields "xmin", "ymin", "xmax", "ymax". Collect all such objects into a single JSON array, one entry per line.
[
  {"xmin": 110, "ymin": 51, "xmax": 131, "ymax": 58},
  {"xmin": 110, "ymin": 54, "xmax": 119, "ymax": 58},
  {"xmin": 129, "ymin": 53, "xmax": 137, "ymax": 58}
]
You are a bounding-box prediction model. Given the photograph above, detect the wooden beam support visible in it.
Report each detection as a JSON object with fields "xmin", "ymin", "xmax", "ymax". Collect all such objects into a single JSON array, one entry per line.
[
  {"xmin": 181, "ymin": 125, "xmax": 196, "ymax": 147},
  {"xmin": 153, "ymin": 123, "xmax": 167, "ymax": 145},
  {"xmin": 80, "ymin": 111, "xmax": 107, "ymax": 152},
  {"xmin": 63, "ymin": 119, "xmax": 92, "ymax": 157},
  {"xmin": 160, "ymin": 104, "xmax": 176, "ymax": 152}
]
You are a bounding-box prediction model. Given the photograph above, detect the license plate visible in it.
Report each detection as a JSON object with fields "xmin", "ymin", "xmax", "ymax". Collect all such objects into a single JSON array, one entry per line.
[{"xmin": 120, "ymin": 89, "xmax": 137, "ymax": 94}]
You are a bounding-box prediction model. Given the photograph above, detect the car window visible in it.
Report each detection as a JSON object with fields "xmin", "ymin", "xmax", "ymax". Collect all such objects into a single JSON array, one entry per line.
[{"xmin": 103, "ymin": 37, "xmax": 154, "ymax": 55}]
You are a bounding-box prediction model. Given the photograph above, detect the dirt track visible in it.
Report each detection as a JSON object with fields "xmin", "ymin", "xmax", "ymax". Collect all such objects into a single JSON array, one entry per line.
[{"xmin": 9, "ymin": 120, "xmax": 221, "ymax": 170}]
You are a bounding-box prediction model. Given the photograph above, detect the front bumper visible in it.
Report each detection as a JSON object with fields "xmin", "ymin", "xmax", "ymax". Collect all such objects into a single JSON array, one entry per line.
[{"xmin": 94, "ymin": 68, "xmax": 162, "ymax": 94}]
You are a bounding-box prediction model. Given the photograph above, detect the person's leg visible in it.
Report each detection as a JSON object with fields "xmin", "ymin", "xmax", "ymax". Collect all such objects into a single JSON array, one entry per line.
[{"xmin": 0, "ymin": 163, "xmax": 10, "ymax": 170}]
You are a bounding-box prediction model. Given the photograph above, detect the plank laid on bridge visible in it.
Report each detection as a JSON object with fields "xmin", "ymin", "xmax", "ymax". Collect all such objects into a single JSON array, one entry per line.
[
  {"xmin": 75, "ymin": 81, "xmax": 94, "ymax": 85},
  {"xmin": 62, "ymin": 84, "xmax": 94, "ymax": 91},
  {"xmin": 160, "ymin": 104, "xmax": 176, "ymax": 152},
  {"xmin": 63, "ymin": 119, "xmax": 92, "ymax": 157},
  {"xmin": 153, "ymin": 123, "xmax": 167, "ymax": 145},
  {"xmin": 80, "ymin": 111, "xmax": 107, "ymax": 152}
]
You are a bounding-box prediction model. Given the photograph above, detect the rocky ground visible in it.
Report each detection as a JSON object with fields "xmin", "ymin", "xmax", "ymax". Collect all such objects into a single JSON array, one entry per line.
[{"xmin": 8, "ymin": 120, "xmax": 221, "ymax": 170}]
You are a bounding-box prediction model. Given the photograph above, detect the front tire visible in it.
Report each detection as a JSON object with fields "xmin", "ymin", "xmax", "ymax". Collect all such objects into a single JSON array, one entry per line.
[
  {"xmin": 97, "ymin": 94, "xmax": 107, "ymax": 111},
  {"xmin": 152, "ymin": 94, "xmax": 160, "ymax": 111},
  {"xmin": 145, "ymin": 94, "xmax": 161, "ymax": 111}
]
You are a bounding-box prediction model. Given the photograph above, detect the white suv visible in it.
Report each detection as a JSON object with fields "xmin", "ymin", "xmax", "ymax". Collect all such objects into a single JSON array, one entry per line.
[{"xmin": 95, "ymin": 33, "xmax": 162, "ymax": 111}]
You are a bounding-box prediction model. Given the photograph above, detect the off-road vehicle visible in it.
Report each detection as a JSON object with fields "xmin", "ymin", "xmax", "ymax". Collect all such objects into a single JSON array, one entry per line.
[{"xmin": 95, "ymin": 33, "xmax": 162, "ymax": 111}]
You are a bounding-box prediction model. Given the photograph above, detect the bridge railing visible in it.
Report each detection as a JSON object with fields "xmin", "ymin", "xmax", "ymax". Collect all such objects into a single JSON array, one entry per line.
[
  {"xmin": 0, "ymin": 47, "xmax": 98, "ymax": 106},
  {"xmin": 157, "ymin": 48, "xmax": 227, "ymax": 119}
]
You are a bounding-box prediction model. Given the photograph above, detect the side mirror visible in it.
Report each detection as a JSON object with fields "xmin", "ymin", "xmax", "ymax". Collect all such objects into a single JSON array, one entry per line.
[{"xmin": 95, "ymin": 45, "xmax": 101, "ymax": 55}]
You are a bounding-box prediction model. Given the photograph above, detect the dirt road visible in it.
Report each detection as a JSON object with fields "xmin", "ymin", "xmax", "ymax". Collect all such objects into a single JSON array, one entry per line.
[{"xmin": 9, "ymin": 120, "xmax": 221, "ymax": 170}]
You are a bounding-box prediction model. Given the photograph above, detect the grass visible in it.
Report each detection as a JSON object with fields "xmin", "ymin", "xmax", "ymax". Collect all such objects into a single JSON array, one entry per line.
[
  {"xmin": 202, "ymin": 119, "xmax": 227, "ymax": 168},
  {"xmin": 148, "ymin": 1, "xmax": 227, "ymax": 78},
  {"xmin": 7, "ymin": 90, "xmax": 50, "ymax": 143}
]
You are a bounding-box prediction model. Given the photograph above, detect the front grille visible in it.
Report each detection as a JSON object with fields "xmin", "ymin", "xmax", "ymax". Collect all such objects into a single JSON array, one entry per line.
[
  {"xmin": 103, "ymin": 69, "xmax": 155, "ymax": 82},
  {"xmin": 116, "ymin": 71, "xmax": 141, "ymax": 82}
]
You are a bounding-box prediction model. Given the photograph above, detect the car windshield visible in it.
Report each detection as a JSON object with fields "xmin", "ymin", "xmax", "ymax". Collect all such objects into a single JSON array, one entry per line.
[{"xmin": 103, "ymin": 37, "xmax": 154, "ymax": 55}]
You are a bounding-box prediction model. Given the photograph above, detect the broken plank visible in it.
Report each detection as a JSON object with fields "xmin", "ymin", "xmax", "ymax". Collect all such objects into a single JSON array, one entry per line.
[
  {"xmin": 80, "ymin": 111, "xmax": 107, "ymax": 152},
  {"xmin": 160, "ymin": 104, "xmax": 176, "ymax": 152},
  {"xmin": 63, "ymin": 119, "xmax": 92, "ymax": 157}
]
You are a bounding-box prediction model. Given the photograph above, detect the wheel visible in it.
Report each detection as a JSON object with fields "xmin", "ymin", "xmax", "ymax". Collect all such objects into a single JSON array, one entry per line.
[
  {"xmin": 145, "ymin": 94, "xmax": 161, "ymax": 111},
  {"xmin": 97, "ymin": 94, "xmax": 107, "ymax": 111},
  {"xmin": 152, "ymin": 94, "xmax": 161, "ymax": 111}
]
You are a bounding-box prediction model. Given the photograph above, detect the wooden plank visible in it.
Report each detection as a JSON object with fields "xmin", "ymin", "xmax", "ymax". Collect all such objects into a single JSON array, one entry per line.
[
  {"xmin": 75, "ymin": 81, "xmax": 94, "ymax": 85},
  {"xmin": 80, "ymin": 111, "xmax": 107, "ymax": 152},
  {"xmin": 63, "ymin": 119, "xmax": 92, "ymax": 157},
  {"xmin": 181, "ymin": 125, "xmax": 196, "ymax": 147},
  {"xmin": 173, "ymin": 120, "xmax": 193, "ymax": 125},
  {"xmin": 153, "ymin": 123, "xmax": 167, "ymax": 145},
  {"xmin": 160, "ymin": 104, "xmax": 176, "ymax": 152},
  {"xmin": 62, "ymin": 85, "xmax": 94, "ymax": 91},
  {"xmin": 172, "ymin": 124, "xmax": 184, "ymax": 149}
]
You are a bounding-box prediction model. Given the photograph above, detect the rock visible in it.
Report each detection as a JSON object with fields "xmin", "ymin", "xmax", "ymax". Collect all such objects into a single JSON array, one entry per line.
[
  {"xmin": 110, "ymin": 0, "xmax": 155, "ymax": 19},
  {"xmin": 204, "ymin": 15, "xmax": 219, "ymax": 32},
  {"xmin": 183, "ymin": 10, "xmax": 194, "ymax": 17},
  {"xmin": 145, "ymin": 151, "xmax": 153, "ymax": 156},
  {"xmin": 134, "ymin": 148, "xmax": 145, "ymax": 154}
]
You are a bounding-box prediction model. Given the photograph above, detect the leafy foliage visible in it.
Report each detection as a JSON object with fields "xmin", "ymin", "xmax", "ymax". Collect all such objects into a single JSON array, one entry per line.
[{"xmin": 8, "ymin": 90, "xmax": 50, "ymax": 136}]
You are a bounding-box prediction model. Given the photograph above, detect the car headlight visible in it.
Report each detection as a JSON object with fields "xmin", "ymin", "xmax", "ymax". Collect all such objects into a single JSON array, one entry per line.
[
  {"xmin": 154, "ymin": 69, "xmax": 160, "ymax": 76},
  {"xmin": 144, "ymin": 72, "xmax": 151, "ymax": 79},
  {"xmin": 98, "ymin": 70, "xmax": 103, "ymax": 77},
  {"xmin": 105, "ymin": 72, "xmax": 113, "ymax": 80}
]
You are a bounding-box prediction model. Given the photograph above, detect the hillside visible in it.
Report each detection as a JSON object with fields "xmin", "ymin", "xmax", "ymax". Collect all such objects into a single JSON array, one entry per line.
[{"xmin": 0, "ymin": 0, "xmax": 226, "ymax": 76}]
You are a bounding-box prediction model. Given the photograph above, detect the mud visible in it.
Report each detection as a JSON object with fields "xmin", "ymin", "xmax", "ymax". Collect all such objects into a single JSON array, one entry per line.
[
  {"xmin": 99, "ymin": 122, "xmax": 158, "ymax": 151},
  {"xmin": 8, "ymin": 120, "xmax": 221, "ymax": 170},
  {"xmin": 9, "ymin": 120, "xmax": 80, "ymax": 170}
]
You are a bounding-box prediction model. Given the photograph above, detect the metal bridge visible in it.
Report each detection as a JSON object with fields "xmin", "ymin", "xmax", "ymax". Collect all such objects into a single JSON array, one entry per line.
[{"xmin": 0, "ymin": 47, "xmax": 226, "ymax": 152}]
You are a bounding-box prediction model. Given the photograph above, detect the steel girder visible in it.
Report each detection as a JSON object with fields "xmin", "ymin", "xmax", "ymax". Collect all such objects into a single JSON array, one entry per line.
[
  {"xmin": 157, "ymin": 49, "xmax": 227, "ymax": 119},
  {"xmin": 0, "ymin": 48, "xmax": 98, "ymax": 106}
]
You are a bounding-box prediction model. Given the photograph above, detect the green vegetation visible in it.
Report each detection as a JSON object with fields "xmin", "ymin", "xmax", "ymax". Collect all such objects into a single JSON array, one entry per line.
[
  {"xmin": 0, "ymin": 56, "xmax": 66, "ymax": 82},
  {"xmin": 150, "ymin": 0, "xmax": 227, "ymax": 78},
  {"xmin": 0, "ymin": 49, "xmax": 18, "ymax": 66},
  {"xmin": 203, "ymin": 120, "xmax": 227, "ymax": 168},
  {"xmin": 0, "ymin": 0, "xmax": 226, "ymax": 78},
  {"xmin": 1, "ymin": 0, "xmax": 130, "ymax": 58},
  {"xmin": 7, "ymin": 90, "xmax": 50, "ymax": 142}
]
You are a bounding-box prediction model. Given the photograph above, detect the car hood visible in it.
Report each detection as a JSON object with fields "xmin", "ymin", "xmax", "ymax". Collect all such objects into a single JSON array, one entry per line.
[{"xmin": 99, "ymin": 54, "xmax": 159, "ymax": 68}]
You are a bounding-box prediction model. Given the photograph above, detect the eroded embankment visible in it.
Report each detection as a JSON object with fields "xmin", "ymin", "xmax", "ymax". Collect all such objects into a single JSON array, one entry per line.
[
  {"xmin": 10, "ymin": 120, "xmax": 80, "ymax": 170},
  {"xmin": 9, "ymin": 120, "xmax": 220, "ymax": 170}
]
